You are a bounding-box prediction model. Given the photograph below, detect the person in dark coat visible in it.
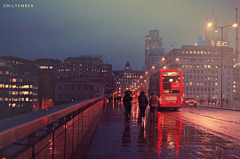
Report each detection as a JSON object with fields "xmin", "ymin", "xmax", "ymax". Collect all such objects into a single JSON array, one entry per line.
[
  {"xmin": 123, "ymin": 90, "xmax": 133, "ymax": 120},
  {"xmin": 138, "ymin": 91, "xmax": 148, "ymax": 119}
]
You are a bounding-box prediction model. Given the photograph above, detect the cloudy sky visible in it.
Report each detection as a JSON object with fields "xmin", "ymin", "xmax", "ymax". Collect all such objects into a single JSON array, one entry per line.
[{"xmin": 0, "ymin": 0, "xmax": 239, "ymax": 70}]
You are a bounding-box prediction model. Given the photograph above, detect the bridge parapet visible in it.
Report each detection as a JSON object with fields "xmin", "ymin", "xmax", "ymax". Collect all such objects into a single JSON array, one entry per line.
[{"xmin": 0, "ymin": 97, "xmax": 106, "ymax": 159}]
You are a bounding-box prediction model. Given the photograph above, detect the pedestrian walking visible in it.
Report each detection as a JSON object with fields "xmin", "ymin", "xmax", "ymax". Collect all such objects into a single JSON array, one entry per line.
[
  {"xmin": 150, "ymin": 91, "xmax": 158, "ymax": 123},
  {"xmin": 123, "ymin": 90, "xmax": 132, "ymax": 120},
  {"xmin": 138, "ymin": 91, "xmax": 148, "ymax": 119}
]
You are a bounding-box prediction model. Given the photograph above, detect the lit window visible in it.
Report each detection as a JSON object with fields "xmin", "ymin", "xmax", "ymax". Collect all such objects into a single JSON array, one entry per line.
[
  {"xmin": 12, "ymin": 85, "xmax": 17, "ymax": 89},
  {"xmin": 40, "ymin": 66, "xmax": 48, "ymax": 69}
]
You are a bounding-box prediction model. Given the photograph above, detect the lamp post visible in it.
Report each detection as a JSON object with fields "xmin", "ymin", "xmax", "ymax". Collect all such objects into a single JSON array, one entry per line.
[{"xmin": 208, "ymin": 23, "xmax": 238, "ymax": 108}]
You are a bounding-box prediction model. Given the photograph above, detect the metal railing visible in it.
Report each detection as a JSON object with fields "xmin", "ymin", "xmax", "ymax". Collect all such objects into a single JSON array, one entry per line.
[{"xmin": 0, "ymin": 97, "xmax": 106, "ymax": 159}]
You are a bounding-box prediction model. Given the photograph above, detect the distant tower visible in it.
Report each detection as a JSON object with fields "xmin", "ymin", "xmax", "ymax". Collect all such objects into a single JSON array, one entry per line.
[{"xmin": 145, "ymin": 29, "xmax": 163, "ymax": 66}]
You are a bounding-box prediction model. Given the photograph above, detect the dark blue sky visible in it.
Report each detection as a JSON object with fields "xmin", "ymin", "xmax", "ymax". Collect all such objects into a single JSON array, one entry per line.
[{"xmin": 0, "ymin": 0, "xmax": 239, "ymax": 70}]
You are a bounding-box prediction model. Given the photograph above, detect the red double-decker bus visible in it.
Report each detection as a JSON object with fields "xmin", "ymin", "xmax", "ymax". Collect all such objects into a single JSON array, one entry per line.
[
  {"xmin": 129, "ymin": 88, "xmax": 138, "ymax": 103},
  {"xmin": 149, "ymin": 69, "xmax": 183, "ymax": 110}
]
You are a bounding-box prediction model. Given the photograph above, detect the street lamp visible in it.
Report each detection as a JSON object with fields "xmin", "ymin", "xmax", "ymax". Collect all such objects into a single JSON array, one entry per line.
[{"xmin": 208, "ymin": 22, "xmax": 238, "ymax": 108}]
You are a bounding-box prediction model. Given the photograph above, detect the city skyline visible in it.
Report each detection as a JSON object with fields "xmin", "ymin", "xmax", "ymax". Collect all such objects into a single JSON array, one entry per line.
[{"xmin": 0, "ymin": 0, "xmax": 239, "ymax": 70}]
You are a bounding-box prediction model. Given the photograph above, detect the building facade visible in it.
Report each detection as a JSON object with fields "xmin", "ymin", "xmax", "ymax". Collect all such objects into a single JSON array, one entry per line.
[
  {"xmin": 0, "ymin": 58, "xmax": 39, "ymax": 119},
  {"xmin": 113, "ymin": 61, "xmax": 144, "ymax": 97},
  {"xmin": 55, "ymin": 77, "xmax": 105, "ymax": 106},
  {"xmin": 57, "ymin": 55, "xmax": 112, "ymax": 95},
  {"xmin": 148, "ymin": 45, "xmax": 234, "ymax": 101}
]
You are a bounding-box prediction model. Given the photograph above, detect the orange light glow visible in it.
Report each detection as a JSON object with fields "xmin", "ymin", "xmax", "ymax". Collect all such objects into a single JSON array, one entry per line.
[
  {"xmin": 232, "ymin": 23, "xmax": 238, "ymax": 27},
  {"xmin": 207, "ymin": 23, "xmax": 213, "ymax": 27}
]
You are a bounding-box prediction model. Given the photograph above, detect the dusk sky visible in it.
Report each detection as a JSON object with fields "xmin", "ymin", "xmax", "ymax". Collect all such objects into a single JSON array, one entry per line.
[{"xmin": 0, "ymin": 0, "xmax": 239, "ymax": 70}]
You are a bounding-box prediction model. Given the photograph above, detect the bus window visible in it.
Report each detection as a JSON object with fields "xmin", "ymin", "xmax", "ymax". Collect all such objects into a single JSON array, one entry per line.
[{"xmin": 163, "ymin": 77, "xmax": 180, "ymax": 82}]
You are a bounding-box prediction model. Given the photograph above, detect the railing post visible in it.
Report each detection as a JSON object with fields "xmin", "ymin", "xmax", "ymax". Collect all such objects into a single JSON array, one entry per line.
[
  {"xmin": 27, "ymin": 131, "xmax": 38, "ymax": 159},
  {"xmin": 47, "ymin": 123, "xmax": 55, "ymax": 159}
]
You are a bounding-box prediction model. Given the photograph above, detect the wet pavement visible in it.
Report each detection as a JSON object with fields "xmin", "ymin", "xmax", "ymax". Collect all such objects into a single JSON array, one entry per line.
[{"xmin": 83, "ymin": 103, "xmax": 240, "ymax": 159}]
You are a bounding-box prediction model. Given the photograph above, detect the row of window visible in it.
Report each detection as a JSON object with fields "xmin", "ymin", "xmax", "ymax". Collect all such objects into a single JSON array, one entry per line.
[
  {"xmin": 0, "ymin": 84, "xmax": 37, "ymax": 89},
  {"xmin": 8, "ymin": 103, "xmax": 24, "ymax": 108},
  {"xmin": 182, "ymin": 59, "xmax": 219, "ymax": 62},
  {"xmin": 184, "ymin": 81, "xmax": 231, "ymax": 86},
  {"xmin": 0, "ymin": 97, "xmax": 37, "ymax": 102},
  {"xmin": 184, "ymin": 76, "xmax": 219, "ymax": 80},
  {"xmin": 9, "ymin": 91, "xmax": 37, "ymax": 95},
  {"xmin": 182, "ymin": 64, "xmax": 220, "ymax": 68},
  {"xmin": 182, "ymin": 51, "xmax": 218, "ymax": 55},
  {"xmin": 0, "ymin": 70, "xmax": 12, "ymax": 75}
]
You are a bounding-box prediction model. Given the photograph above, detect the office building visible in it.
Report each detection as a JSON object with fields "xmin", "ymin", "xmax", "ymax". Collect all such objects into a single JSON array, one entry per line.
[{"xmin": 152, "ymin": 45, "xmax": 234, "ymax": 101}]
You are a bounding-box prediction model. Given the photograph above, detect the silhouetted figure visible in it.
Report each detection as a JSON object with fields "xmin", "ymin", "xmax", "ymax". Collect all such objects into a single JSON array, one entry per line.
[
  {"xmin": 123, "ymin": 90, "xmax": 132, "ymax": 120},
  {"xmin": 150, "ymin": 91, "xmax": 158, "ymax": 123},
  {"xmin": 214, "ymin": 99, "xmax": 217, "ymax": 105},
  {"xmin": 138, "ymin": 91, "xmax": 148, "ymax": 119}
]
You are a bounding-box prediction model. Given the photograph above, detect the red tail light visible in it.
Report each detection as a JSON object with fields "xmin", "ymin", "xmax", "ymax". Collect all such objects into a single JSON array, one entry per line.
[
  {"xmin": 185, "ymin": 100, "xmax": 189, "ymax": 103},
  {"xmin": 194, "ymin": 101, "xmax": 197, "ymax": 103}
]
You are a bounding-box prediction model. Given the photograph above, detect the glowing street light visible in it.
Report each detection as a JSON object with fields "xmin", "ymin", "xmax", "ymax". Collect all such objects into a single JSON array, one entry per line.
[{"xmin": 207, "ymin": 22, "xmax": 238, "ymax": 108}]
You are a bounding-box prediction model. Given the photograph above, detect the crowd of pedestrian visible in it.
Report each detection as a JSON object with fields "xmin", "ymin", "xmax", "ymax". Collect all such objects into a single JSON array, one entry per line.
[{"xmin": 122, "ymin": 90, "xmax": 158, "ymax": 123}]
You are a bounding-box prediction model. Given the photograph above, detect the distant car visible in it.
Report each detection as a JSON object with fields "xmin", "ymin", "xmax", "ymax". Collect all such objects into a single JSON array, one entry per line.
[{"xmin": 184, "ymin": 98, "xmax": 197, "ymax": 108}]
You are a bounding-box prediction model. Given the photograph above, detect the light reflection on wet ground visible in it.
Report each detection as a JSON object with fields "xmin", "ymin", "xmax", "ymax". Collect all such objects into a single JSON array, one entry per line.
[{"xmin": 85, "ymin": 103, "xmax": 240, "ymax": 159}]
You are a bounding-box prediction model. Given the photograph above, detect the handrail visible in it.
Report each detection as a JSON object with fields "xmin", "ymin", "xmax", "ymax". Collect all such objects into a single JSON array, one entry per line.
[{"xmin": 0, "ymin": 97, "xmax": 105, "ymax": 150}]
